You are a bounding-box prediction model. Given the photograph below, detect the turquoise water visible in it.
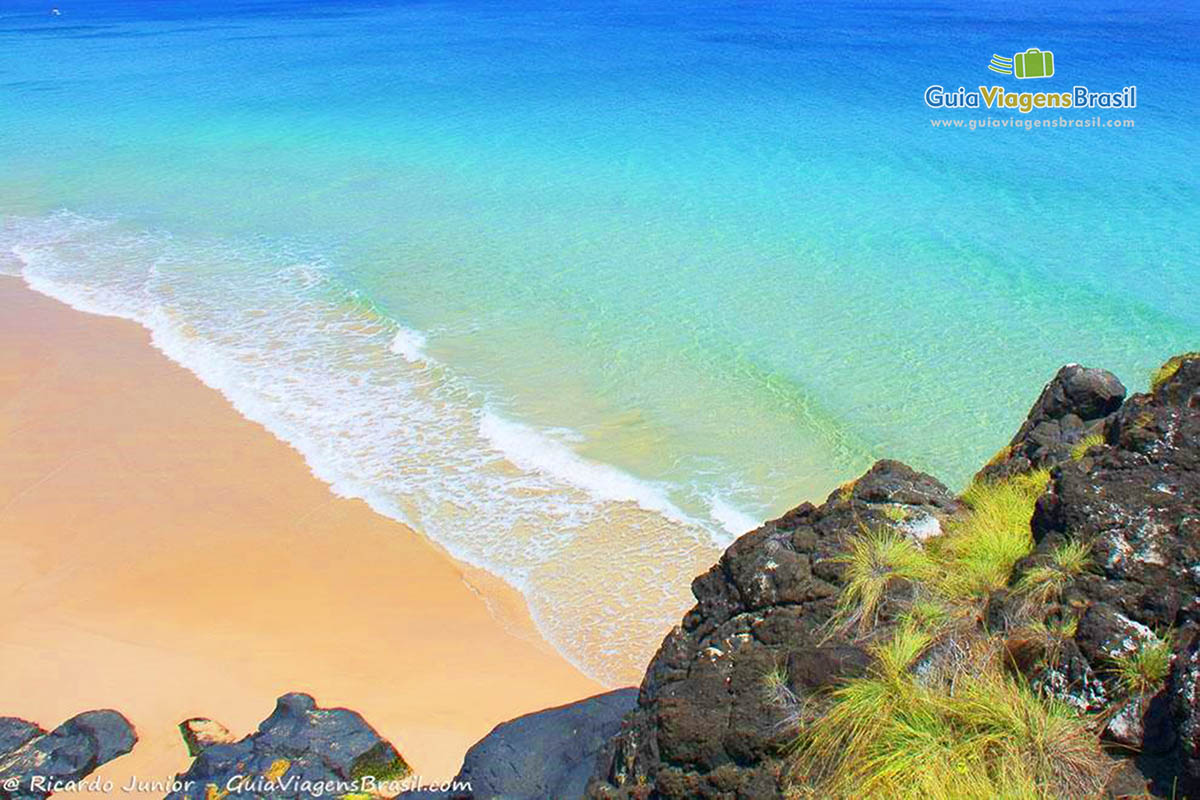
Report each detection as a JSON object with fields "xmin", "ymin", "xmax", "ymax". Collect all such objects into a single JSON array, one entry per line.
[{"xmin": 2, "ymin": 0, "xmax": 1197, "ymax": 682}]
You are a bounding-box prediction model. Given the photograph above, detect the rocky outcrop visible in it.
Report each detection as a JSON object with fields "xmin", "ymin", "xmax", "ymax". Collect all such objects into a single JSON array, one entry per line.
[
  {"xmin": 403, "ymin": 689, "xmax": 637, "ymax": 800},
  {"xmin": 1002, "ymin": 354, "xmax": 1200, "ymax": 793},
  {"xmin": 587, "ymin": 460, "xmax": 960, "ymax": 799},
  {"xmin": 977, "ymin": 363, "xmax": 1126, "ymax": 482},
  {"xmin": 167, "ymin": 693, "xmax": 410, "ymax": 800},
  {"xmin": 0, "ymin": 710, "xmax": 136, "ymax": 800},
  {"xmin": 588, "ymin": 354, "xmax": 1199, "ymax": 800}
]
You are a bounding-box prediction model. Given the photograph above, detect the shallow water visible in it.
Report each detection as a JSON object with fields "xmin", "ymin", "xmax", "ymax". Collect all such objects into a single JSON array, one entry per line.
[{"xmin": 1, "ymin": 0, "xmax": 1196, "ymax": 682}]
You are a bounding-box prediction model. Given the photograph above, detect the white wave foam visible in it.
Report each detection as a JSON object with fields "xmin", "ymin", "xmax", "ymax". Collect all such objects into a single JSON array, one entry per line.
[
  {"xmin": 707, "ymin": 494, "xmax": 761, "ymax": 539},
  {"xmin": 389, "ymin": 325, "xmax": 430, "ymax": 363},
  {"xmin": 0, "ymin": 210, "xmax": 724, "ymax": 685},
  {"xmin": 479, "ymin": 410, "xmax": 694, "ymax": 526}
]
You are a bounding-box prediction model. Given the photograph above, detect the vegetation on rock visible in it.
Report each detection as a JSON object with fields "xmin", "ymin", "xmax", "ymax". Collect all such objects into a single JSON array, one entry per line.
[
  {"xmin": 1112, "ymin": 631, "xmax": 1174, "ymax": 696},
  {"xmin": 789, "ymin": 464, "xmax": 1110, "ymax": 799},
  {"xmin": 788, "ymin": 627, "xmax": 1107, "ymax": 799},
  {"xmin": 929, "ymin": 469, "xmax": 1050, "ymax": 599},
  {"xmin": 1151, "ymin": 352, "xmax": 1200, "ymax": 393},
  {"xmin": 588, "ymin": 355, "xmax": 1199, "ymax": 800},
  {"xmin": 1069, "ymin": 432, "xmax": 1106, "ymax": 461}
]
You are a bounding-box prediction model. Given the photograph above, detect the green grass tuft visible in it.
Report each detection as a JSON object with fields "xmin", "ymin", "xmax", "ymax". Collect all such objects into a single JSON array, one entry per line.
[
  {"xmin": 1069, "ymin": 433, "xmax": 1105, "ymax": 461},
  {"xmin": 929, "ymin": 470, "xmax": 1050, "ymax": 599},
  {"xmin": 900, "ymin": 597, "xmax": 953, "ymax": 634},
  {"xmin": 1112, "ymin": 631, "xmax": 1174, "ymax": 695},
  {"xmin": 763, "ymin": 663, "xmax": 801, "ymax": 709},
  {"xmin": 833, "ymin": 529, "xmax": 936, "ymax": 633},
  {"xmin": 792, "ymin": 462, "xmax": 1110, "ymax": 798},
  {"xmin": 1050, "ymin": 539, "xmax": 1091, "ymax": 574},
  {"xmin": 1015, "ymin": 540, "xmax": 1091, "ymax": 603},
  {"xmin": 789, "ymin": 637, "xmax": 1108, "ymax": 799},
  {"xmin": 1150, "ymin": 352, "xmax": 1200, "ymax": 393}
]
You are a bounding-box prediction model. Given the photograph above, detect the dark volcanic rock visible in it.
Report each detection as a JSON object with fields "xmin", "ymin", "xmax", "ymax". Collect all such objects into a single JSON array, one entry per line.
[
  {"xmin": 977, "ymin": 363, "xmax": 1126, "ymax": 482},
  {"xmin": 403, "ymin": 689, "xmax": 637, "ymax": 800},
  {"xmin": 0, "ymin": 721, "xmax": 42, "ymax": 759},
  {"xmin": 0, "ymin": 710, "xmax": 136, "ymax": 800},
  {"xmin": 587, "ymin": 354, "xmax": 1199, "ymax": 800},
  {"xmin": 586, "ymin": 460, "xmax": 959, "ymax": 800},
  {"xmin": 1171, "ymin": 625, "xmax": 1200, "ymax": 793},
  {"xmin": 998, "ymin": 355, "xmax": 1200, "ymax": 793},
  {"xmin": 1025, "ymin": 356, "xmax": 1199, "ymax": 659},
  {"xmin": 167, "ymin": 693, "xmax": 410, "ymax": 800}
]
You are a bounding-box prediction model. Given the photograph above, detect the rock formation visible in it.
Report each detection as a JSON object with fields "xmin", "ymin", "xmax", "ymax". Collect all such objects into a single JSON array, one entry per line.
[
  {"xmin": 587, "ymin": 460, "xmax": 961, "ymax": 798},
  {"xmin": 166, "ymin": 693, "xmax": 410, "ymax": 800},
  {"xmin": 0, "ymin": 710, "xmax": 136, "ymax": 800},
  {"xmin": 1010, "ymin": 353, "xmax": 1200, "ymax": 794},
  {"xmin": 588, "ymin": 354, "xmax": 1200, "ymax": 799},
  {"xmin": 401, "ymin": 689, "xmax": 637, "ymax": 800},
  {"xmin": 977, "ymin": 363, "xmax": 1126, "ymax": 482}
]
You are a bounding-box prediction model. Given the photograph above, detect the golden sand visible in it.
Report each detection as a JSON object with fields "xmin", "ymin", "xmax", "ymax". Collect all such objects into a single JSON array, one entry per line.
[{"xmin": 0, "ymin": 276, "xmax": 602, "ymax": 791}]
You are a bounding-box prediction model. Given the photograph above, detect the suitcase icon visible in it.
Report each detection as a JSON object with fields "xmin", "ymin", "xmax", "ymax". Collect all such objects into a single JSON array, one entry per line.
[{"xmin": 1014, "ymin": 48, "xmax": 1054, "ymax": 79}]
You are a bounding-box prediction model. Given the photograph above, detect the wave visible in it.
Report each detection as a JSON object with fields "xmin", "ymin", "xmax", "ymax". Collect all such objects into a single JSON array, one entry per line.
[
  {"xmin": 706, "ymin": 494, "xmax": 761, "ymax": 540},
  {"xmin": 479, "ymin": 409, "xmax": 695, "ymax": 526},
  {"xmin": 0, "ymin": 210, "xmax": 729, "ymax": 684},
  {"xmin": 389, "ymin": 325, "xmax": 431, "ymax": 364}
]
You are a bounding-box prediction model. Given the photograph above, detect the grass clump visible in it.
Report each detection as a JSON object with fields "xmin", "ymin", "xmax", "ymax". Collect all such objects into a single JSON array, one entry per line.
[
  {"xmin": 1112, "ymin": 631, "xmax": 1174, "ymax": 695},
  {"xmin": 789, "ymin": 630, "xmax": 1108, "ymax": 799},
  {"xmin": 1150, "ymin": 352, "xmax": 1200, "ymax": 393},
  {"xmin": 763, "ymin": 663, "xmax": 800, "ymax": 708},
  {"xmin": 1030, "ymin": 614, "xmax": 1079, "ymax": 640},
  {"xmin": 900, "ymin": 597, "xmax": 954, "ymax": 634},
  {"xmin": 929, "ymin": 470, "xmax": 1050, "ymax": 599},
  {"xmin": 831, "ymin": 470, "xmax": 1051, "ymax": 630},
  {"xmin": 1015, "ymin": 540, "xmax": 1091, "ymax": 603},
  {"xmin": 789, "ymin": 460, "xmax": 1108, "ymax": 798},
  {"xmin": 833, "ymin": 528, "xmax": 935, "ymax": 633},
  {"xmin": 1007, "ymin": 616, "xmax": 1081, "ymax": 673},
  {"xmin": 1069, "ymin": 433, "xmax": 1105, "ymax": 461}
]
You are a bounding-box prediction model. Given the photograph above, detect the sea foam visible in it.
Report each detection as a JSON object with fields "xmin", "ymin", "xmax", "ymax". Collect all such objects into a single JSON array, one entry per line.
[
  {"xmin": 707, "ymin": 494, "xmax": 761, "ymax": 540},
  {"xmin": 479, "ymin": 410, "xmax": 694, "ymax": 526},
  {"xmin": 0, "ymin": 210, "xmax": 725, "ymax": 685},
  {"xmin": 389, "ymin": 326, "xmax": 430, "ymax": 363}
]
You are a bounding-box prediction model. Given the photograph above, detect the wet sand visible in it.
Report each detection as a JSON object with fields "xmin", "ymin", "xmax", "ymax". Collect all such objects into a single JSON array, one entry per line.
[{"xmin": 0, "ymin": 276, "xmax": 602, "ymax": 791}]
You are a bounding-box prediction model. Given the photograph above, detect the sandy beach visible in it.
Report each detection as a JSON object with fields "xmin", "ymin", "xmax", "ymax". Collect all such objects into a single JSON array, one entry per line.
[{"xmin": 0, "ymin": 276, "xmax": 602, "ymax": 789}]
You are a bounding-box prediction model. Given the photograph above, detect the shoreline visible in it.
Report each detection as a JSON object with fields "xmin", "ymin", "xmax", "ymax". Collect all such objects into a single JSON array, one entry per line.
[{"xmin": 0, "ymin": 276, "xmax": 602, "ymax": 788}]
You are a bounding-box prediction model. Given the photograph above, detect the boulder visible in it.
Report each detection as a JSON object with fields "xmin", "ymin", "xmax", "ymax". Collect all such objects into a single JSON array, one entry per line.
[
  {"xmin": 586, "ymin": 460, "xmax": 959, "ymax": 799},
  {"xmin": 0, "ymin": 710, "xmax": 136, "ymax": 800},
  {"xmin": 0, "ymin": 721, "xmax": 42, "ymax": 758},
  {"xmin": 167, "ymin": 693, "xmax": 410, "ymax": 800},
  {"xmin": 402, "ymin": 689, "xmax": 637, "ymax": 800},
  {"xmin": 977, "ymin": 363, "xmax": 1125, "ymax": 482}
]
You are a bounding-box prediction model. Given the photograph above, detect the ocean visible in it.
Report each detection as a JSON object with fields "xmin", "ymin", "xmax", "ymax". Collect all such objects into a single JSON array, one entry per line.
[{"xmin": 1, "ymin": 0, "xmax": 1196, "ymax": 683}]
